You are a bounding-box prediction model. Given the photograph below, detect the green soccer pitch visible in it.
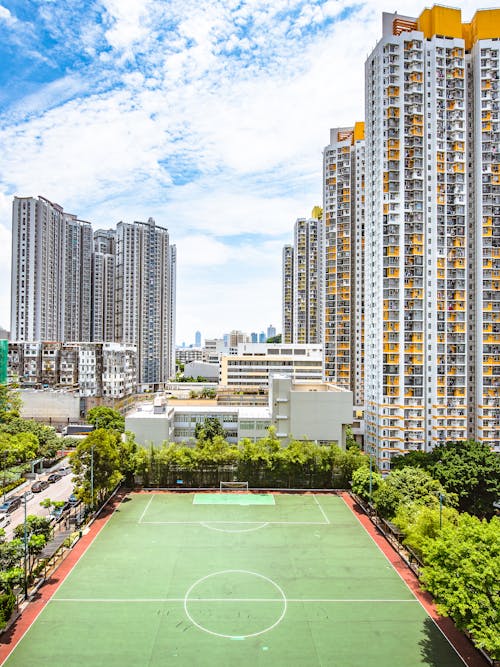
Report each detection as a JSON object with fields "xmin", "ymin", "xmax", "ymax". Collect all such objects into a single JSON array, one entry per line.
[{"xmin": 3, "ymin": 493, "xmax": 465, "ymax": 667}]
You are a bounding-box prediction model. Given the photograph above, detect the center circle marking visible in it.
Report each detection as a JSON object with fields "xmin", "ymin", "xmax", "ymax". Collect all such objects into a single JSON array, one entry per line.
[
  {"xmin": 184, "ymin": 569, "xmax": 287, "ymax": 639},
  {"xmin": 200, "ymin": 522, "xmax": 269, "ymax": 533}
]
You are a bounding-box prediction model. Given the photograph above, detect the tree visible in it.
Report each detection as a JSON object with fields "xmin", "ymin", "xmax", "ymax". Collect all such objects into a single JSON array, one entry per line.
[
  {"xmin": 393, "ymin": 503, "xmax": 459, "ymax": 560},
  {"xmin": 266, "ymin": 335, "xmax": 282, "ymax": 343},
  {"xmin": 87, "ymin": 407, "xmax": 125, "ymax": 433},
  {"xmin": 420, "ymin": 514, "xmax": 500, "ymax": 659},
  {"xmin": 351, "ymin": 465, "xmax": 383, "ymax": 502},
  {"xmin": 194, "ymin": 418, "xmax": 226, "ymax": 445},
  {"xmin": 14, "ymin": 515, "xmax": 52, "ymax": 542},
  {"xmin": 70, "ymin": 429, "xmax": 123, "ymax": 506},
  {"xmin": 0, "ymin": 418, "xmax": 59, "ymax": 458},
  {"xmin": 373, "ymin": 467, "xmax": 450, "ymax": 520},
  {"xmin": 0, "ymin": 384, "xmax": 21, "ymax": 422},
  {"xmin": 392, "ymin": 440, "xmax": 500, "ymax": 517}
]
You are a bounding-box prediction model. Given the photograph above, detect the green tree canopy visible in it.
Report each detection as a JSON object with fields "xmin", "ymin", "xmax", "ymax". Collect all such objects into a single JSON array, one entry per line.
[
  {"xmin": 70, "ymin": 429, "xmax": 124, "ymax": 506},
  {"xmin": 0, "ymin": 384, "xmax": 21, "ymax": 422},
  {"xmin": 393, "ymin": 440, "xmax": 500, "ymax": 517},
  {"xmin": 420, "ymin": 514, "xmax": 500, "ymax": 658},
  {"xmin": 87, "ymin": 407, "xmax": 125, "ymax": 433},
  {"xmin": 194, "ymin": 417, "xmax": 226, "ymax": 445},
  {"xmin": 373, "ymin": 467, "xmax": 450, "ymax": 520}
]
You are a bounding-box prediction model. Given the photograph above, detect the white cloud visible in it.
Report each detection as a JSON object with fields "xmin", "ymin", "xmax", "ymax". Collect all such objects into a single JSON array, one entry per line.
[{"xmin": 2, "ymin": 0, "xmax": 500, "ymax": 341}]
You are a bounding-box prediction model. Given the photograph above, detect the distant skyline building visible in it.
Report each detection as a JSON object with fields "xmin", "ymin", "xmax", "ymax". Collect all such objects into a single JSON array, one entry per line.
[
  {"xmin": 195, "ymin": 330, "xmax": 201, "ymax": 347},
  {"xmin": 267, "ymin": 324, "xmax": 276, "ymax": 339}
]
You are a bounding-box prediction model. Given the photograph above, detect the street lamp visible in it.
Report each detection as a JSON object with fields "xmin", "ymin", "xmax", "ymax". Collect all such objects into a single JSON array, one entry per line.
[
  {"xmin": 369, "ymin": 453, "xmax": 373, "ymax": 506},
  {"xmin": 23, "ymin": 492, "xmax": 28, "ymax": 599},
  {"xmin": 90, "ymin": 445, "xmax": 94, "ymax": 511}
]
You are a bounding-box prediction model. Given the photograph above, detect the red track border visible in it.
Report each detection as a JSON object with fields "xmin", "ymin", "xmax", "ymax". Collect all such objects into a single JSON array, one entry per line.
[
  {"xmin": 341, "ymin": 492, "xmax": 488, "ymax": 667},
  {"xmin": 0, "ymin": 490, "xmax": 127, "ymax": 665}
]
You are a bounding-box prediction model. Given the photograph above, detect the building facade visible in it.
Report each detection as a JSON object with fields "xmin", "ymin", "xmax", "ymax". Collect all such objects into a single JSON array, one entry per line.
[
  {"xmin": 364, "ymin": 6, "xmax": 500, "ymax": 469},
  {"xmin": 92, "ymin": 229, "xmax": 116, "ymax": 342},
  {"xmin": 322, "ymin": 125, "xmax": 365, "ymax": 405},
  {"xmin": 282, "ymin": 213, "xmax": 321, "ymax": 345},
  {"xmin": 115, "ymin": 218, "xmax": 175, "ymax": 388},
  {"xmin": 220, "ymin": 343, "xmax": 323, "ymax": 387},
  {"xmin": 7, "ymin": 340, "xmax": 137, "ymax": 398}
]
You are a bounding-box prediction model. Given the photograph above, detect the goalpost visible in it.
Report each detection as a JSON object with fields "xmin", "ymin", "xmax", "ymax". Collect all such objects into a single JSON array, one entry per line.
[{"xmin": 220, "ymin": 481, "xmax": 249, "ymax": 492}]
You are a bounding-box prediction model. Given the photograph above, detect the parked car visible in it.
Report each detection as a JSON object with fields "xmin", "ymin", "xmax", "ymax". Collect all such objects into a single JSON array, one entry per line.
[
  {"xmin": 50, "ymin": 502, "xmax": 71, "ymax": 523},
  {"xmin": 47, "ymin": 473, "xmax": 62, "ymax": 484},
  {"xmin": 31, "ymin": 480, "xmax": 50, "ymax": 493},
  {"xmin": 57, "ymin": 466, "xmax": 72, "ymax": 476},
  {"xmin": 0, "ymin": 497, "xmax": 22, "ymax": 513},
  {"xmin": 68, "ymin": 493, "xmax": 80, "ymax": 505},
  {"xmin": 0, "ymin": 513, "xmax": 10, "ymax": 529}
]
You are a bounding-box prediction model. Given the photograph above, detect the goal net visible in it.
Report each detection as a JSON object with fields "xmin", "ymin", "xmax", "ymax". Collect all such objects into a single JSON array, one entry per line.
[{"xmin": 220, "ymin": 481, "xmax": 249, "ymax": 492}]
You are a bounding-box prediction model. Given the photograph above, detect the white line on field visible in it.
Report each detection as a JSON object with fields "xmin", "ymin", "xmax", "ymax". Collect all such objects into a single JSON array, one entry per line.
[
  {"xmin": 138, "ymin": 495, "xmax": 154, "ymax": 524},
  {"xmin": 312, "ymin": 495, "xmax": 330, "ymax": 524}
]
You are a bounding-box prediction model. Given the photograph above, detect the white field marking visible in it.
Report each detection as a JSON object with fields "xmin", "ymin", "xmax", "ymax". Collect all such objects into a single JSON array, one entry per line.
[
  {"xmin": 183, "ymin": 569, "xmax": 287, "ymax": 640},
  {"xmin": 341, "ymin": 495, "xmax": 467, "ymax": 667},
  {"xmin": 52, "ymin": 597, "xmax": 418, "ymax": 604},
  {"xmin": 0, "ymin": 491, "xmax": 126, "ymax": 667},
  {"xmin": 313, "ymin": 495, "xmax": 330, "ymax": 524},
  {"xmin": 140, "ymin": 520, "xmax": 328, "ymax": 525},
  {"xmin": 138, "ymin": 495, "xmax": 154, "ymax": 524},
  {"xmin": 200, "ymin": 521, "xmax": 270, "ymax": 533}
]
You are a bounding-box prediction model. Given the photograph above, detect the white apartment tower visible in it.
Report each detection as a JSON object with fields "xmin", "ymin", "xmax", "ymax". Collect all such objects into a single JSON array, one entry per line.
[
  {"xmin": 115, "ymin": 218, "xmax": 175, "ymax": 387},
  {"xmin": 365, "ymin": 6, "xmax": 500, "ymax": 469},
  {"xmin": 322, "ymin": 125, "xmax": 365, "ymax": 405},
  {"xmin": 63, "ymin": 214, "xmax": 92, "ymax": 341},
  {"xmin": 92, "ymin": 229, "xmax": 116, "ymax": 342},
  {"xmin": 11, "ymin": 196, "xmax": 92, "ymax": 342}
]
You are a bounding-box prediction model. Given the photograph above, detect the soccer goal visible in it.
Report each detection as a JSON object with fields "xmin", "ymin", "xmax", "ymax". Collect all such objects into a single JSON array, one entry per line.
[{"xmin": 220, "ymin": 481, "xmax": 249, "ymax": 492}]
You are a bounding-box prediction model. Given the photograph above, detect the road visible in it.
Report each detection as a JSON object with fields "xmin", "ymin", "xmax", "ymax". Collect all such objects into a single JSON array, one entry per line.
[{"xmin": 2, "ymin": 470, "xmax": 75, "ymax": 541}]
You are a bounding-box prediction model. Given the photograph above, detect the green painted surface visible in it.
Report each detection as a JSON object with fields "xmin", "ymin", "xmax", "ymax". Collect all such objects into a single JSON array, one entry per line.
[
  {"xmin": 193, "ymin": 493, "xmax": 276, "ymax": 505},
  {"xmin": 0, "ymin": 340, "xmax": 8, "ymax": 385},
  {"xmin": 4, "ymin": 494, "xmax": 464, "ymax": 667}
]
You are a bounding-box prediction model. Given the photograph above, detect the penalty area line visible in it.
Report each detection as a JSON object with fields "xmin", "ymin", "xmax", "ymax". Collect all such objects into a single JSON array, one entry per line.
[
  {"xmin": 313, "ymin": 495, "xmax": 330, "ymax": 524},
  {"xmin": 138, "ymin": 495, "xmax": 154, "ymax": 524}
]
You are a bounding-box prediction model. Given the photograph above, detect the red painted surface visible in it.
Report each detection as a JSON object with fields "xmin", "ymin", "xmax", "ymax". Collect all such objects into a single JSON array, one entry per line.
[
  {"xmin": 0, "ymin": 491, "xmax": 126, "ymax": 665},
  {"xmin": 341, "ymin": 492, "xmax": 488, "ymax": 667}
]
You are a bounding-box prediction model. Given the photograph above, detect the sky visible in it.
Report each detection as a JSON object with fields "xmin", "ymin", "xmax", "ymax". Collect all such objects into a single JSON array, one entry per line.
[{"xmin": 0, "ymin": 0, "xmax": 495, "ymax": 346}]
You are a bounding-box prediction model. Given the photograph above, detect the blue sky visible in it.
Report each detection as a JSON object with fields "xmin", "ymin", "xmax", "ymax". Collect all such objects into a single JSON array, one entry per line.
[{"xmin": 0, "ymin": 0, "xmax": 495, "ymax": 345}]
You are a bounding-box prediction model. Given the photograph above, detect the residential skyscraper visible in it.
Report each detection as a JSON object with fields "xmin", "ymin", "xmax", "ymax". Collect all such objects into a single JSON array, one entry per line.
[
  {"xmin": 195, "ymin": 330, "xmax": 201, "ymax": 347},
  {"xmin": 115, "ymin": 218, "xmax": 176, "ymax": 386},
  {"xmin": 11, "ymin": 199, "xmax": 177, "ymax": 387},
  {"xmin": 282, "ymin": 212, "xmax": 321, "ymax": 345},
  {"xmin": 63, "ymin": 214, "xmax": 92, "ymax": 341},
  {"xmin": 364, "ymin": 6, "xmax": 500, "ymax": 469},
  {"xmin": 92, "ymin": 229, "xmax": 116, "ymax": 342},
  {"xmin": 10, "ymin": 196, "xmax": 92, "ymax": 342},
  {"xmin": 322, "ymin": 125, "xmax": 365, "ymax": 405},
  {"xmin": 282, "ymin": 245, "xmax": 294, "ymax": 344}
]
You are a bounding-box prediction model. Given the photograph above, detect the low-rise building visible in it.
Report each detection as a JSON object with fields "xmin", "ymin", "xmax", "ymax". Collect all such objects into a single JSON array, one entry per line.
[
  {"xmin": 125, "ymin": 374, "xmax": 352, "ymax": 449},
  {"xmin": 220, "ymin": 343, "xmax": 323, "ymax": 387}
]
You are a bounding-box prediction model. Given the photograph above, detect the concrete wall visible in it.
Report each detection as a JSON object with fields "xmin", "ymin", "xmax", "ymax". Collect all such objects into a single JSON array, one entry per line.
[
  {"xmin": 125, "ymin": 410, "xmax": 173, "ymax": 447},
  {"xmin": 19, "ymin": 389, "xmax": 80, "ymax": 421}
]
